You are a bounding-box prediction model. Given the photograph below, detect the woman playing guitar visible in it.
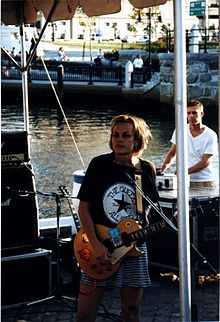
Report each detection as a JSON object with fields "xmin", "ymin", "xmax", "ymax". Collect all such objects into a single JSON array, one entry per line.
[{"xmin": 76, "ymin": 114, "xmax": 159, "ymax": 322}]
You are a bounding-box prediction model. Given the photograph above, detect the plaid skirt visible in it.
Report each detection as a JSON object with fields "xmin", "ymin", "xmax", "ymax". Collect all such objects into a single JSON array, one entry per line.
[{"xmin": 80, "ymin": 243, "xmax": 151, "ymax": 288}]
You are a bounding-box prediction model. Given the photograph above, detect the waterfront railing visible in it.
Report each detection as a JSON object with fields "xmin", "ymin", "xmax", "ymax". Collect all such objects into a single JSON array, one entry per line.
[
  {"xmin": 1, "ymin": 60, "xmax": 152, "ymax": 87},
  {"xmin": 164, "ymin": 27, "xmax": 219, "ymax": 53}
]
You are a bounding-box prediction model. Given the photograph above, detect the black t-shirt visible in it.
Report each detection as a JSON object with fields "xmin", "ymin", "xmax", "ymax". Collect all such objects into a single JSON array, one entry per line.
[{"xmin": 77, "ymin": 153, "xmax": 159, "ymax": 227}]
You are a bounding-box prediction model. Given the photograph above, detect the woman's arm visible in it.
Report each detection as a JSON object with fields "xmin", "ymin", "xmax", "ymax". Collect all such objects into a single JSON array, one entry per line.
[{"xmin": 78, "ymin": 200, "xmax": 109, "ymax": 259}]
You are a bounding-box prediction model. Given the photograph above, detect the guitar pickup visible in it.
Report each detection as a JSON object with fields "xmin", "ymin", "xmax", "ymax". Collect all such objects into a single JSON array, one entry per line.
[
  {"xmin": 102, "ymin": 239, "xmax": 115, "ymax": 253},
  {"xmin": 121, "ymin": 232, "xmax": 131, "ymax": 247}
]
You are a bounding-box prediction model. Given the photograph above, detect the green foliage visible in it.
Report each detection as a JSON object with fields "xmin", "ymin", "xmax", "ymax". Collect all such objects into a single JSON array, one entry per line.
[{"xmin": 52, "ymin": 38, "xmax": 169, "ymax": 52}]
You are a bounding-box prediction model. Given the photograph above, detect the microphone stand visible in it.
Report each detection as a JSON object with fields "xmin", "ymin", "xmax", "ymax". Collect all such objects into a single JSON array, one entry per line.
[{"xmin": 3, "ymin": 188, "xmax": 78, "ymax": 311}]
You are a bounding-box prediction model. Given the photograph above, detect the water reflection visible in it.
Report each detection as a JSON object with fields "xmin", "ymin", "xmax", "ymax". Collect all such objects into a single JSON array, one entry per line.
[{"xmin": 2, "ymin": 103, "xmax": 218, "ymax": 218}]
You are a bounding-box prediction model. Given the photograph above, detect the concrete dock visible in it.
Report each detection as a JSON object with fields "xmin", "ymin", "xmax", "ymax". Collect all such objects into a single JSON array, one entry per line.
[{"xmin": 2, "ymin": 272, "xmax": 219, "ymax": 322}]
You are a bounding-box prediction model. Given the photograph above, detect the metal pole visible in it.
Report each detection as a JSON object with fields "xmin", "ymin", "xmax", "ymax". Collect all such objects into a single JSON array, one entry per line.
[
  {"xmin": 174, "ymin": 1, "xmax": 191, "ymax": 321},
  {"xmin": 89, "ymin": 20, "xmax": 92, "ymax": 62},
  {"xmin": 218, "ymin": 4, "xmax": 220, "ymax": 192},
  {"xmin": 148, "ymin": 8, "xmax": 151, "ymax": 78},
  {"xmin": 203, "ymin": 0, "xmax": 209, "ymax": 53},
  {"xmin": 205, "ymin": 0, "xmax": 209, "ymax": 31},
  {"xmin": 20, "ymin": 24, "xmax": 29, "ymax": 133},
  {"xmin": 25, "ymin": 0, "xmax": 59, "ymax": 70}
]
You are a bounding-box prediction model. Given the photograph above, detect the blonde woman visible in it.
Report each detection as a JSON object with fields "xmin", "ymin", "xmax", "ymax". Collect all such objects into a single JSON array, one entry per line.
[{"xmin": 76, "ymin": 114, "xmax": 159, "ymax": 322}]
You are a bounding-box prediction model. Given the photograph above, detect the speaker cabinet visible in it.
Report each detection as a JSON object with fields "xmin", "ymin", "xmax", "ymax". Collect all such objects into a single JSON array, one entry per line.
[
  {"xmin": 1, "ymin": 164, "xmax": 39, "ymax": 250},
  {"xmin": 148, "ymin": 197, "xmax": 219, "ymax": 273},
  {"xmin": 191, "ymin": 197, "xmax": 219, "ymax": 271},
  {"xmin": 1, "ymin": 130, "xmax": 30, "ymax": 163},
  {"xmin": 1, "ymin": 249, "xmax": 52, "ymax": 306}
]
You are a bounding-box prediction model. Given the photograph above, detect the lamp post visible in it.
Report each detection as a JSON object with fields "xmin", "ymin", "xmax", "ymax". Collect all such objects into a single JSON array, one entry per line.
[
  {"xmin": 51, "ymin": 22, "xmax": 55, "ymax": 42},
  {"xmin": 147, "ymin": 8, "xmax": 152, "ymax": 78}
]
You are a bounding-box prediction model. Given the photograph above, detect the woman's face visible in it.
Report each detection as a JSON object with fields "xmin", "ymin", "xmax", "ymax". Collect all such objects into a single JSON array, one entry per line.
[{"xmin": 111, "ymin": 122, "xmax": 136, "ymax": 157}]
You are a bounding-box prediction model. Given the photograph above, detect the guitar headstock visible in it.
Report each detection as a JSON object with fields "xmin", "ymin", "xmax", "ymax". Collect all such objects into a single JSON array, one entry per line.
[{"xmin": 59, "ymin": 185, "xmax": 69, "ymax": 196}]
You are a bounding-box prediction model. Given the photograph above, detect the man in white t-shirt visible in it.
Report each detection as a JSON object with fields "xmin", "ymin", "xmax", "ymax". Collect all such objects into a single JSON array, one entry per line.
[
  {"xmin": 160, "ymin": 100, "xmax": 218, "ymax": 188},
  {"xmin": 133, "ymin": 55, "xmax": 144, "ymax": 69}
]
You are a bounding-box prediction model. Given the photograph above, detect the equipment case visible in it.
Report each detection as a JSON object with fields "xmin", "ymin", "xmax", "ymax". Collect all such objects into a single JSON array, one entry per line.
[{"xmin": 1, "ymin": 248, "xmax": 52, "ymax": 307}]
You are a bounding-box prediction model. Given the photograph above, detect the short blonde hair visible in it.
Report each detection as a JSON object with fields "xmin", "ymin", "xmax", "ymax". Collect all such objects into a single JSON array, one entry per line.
[{"xmin": 109, "ymin": 114, "xmax": 152, "ymax": 156}]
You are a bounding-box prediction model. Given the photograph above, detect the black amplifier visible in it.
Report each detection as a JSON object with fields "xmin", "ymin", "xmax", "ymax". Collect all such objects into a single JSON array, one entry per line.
[
  {"xmin": 1, "ymin": 164, "xmax": 39, "ymax": 251},
  {"xmin": 1, "ymin": 248, "xmax": 52, "ymax": 307},
  {"xmin": 1, "ymin": 130, "xmax": 30, "ymax": 165},
  {"xmin": 148, "ymin": 192, "xmax": 219, "ymax": 273}
]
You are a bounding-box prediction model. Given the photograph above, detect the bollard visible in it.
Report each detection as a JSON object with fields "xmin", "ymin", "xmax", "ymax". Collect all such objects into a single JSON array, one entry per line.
[
  {"xmin": 88, "ymin": 63, "xmax": 93, "ymax": 85},
  {"xmin": 118, "ymin": 65, "xmax": 123, "ymax": 86},
  {"xmin": 189, "ymin": 24, "xmax": 201, "ymax": 54},
  {"xmin": 57, "ymin": 64, "xmax": 64, "ymax": 99},
  {"xmin": 57, "ymin": 64, "xmax": 64, "ymax": 119},
  {"xmin": 125, "ymin": 60, "xmax": 134, "ymax": 88}
]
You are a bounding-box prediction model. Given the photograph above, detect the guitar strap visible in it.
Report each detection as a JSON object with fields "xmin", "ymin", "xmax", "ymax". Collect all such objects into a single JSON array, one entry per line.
[
  {"xmin": 135, "ymin": 173, "xmax": 143, "ymax": 214},
  {"xmin": 134, "ymin": 171, "xmax": 150, "ymax": 227}
]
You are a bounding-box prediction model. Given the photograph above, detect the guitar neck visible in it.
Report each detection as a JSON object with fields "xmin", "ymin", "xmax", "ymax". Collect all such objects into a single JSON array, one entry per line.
[
  {"xmin": 59, "ymin": 185, "xmax": 81, "ymax": 232},
  {"xmin": 123, "ymin": 221, "xmax": 167, "ymax": 245},
  {"xmin": 69, "ymin": 203, "xmax": 81, "ymax": 232}
]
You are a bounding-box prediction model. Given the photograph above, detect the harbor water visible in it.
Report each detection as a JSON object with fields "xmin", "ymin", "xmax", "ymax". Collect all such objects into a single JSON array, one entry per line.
[{"xmin": 2, "ymin": 101, "xmax": 218, "ymax": 218}]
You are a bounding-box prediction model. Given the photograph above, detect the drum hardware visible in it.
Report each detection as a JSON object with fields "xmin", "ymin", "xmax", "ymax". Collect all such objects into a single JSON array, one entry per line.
[
  {"xmin": 127, "ymin": 174, "xmax": 219, "ymax": 274},
  {"xmin": 156, "ymin": 173, "xmax": 177, "ymax": 190},
  {"xmin": 190, "ymin": 197, "xmax": 218, "ymax": 276},
  {"xmin": 190, "ymin": 198, "xmax": 205, "ymax": 215},
  {"xmin": 189, "ymin": 196, "xmax": 218, "ymax": 322},
  {"xmin": 162, "ymin": 198, "xmax": 218, "ymax": 276}
]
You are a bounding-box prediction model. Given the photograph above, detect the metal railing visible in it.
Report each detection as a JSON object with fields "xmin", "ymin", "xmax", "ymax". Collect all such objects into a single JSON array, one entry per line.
[
  {"xmin": 164, "ymin": 27, "xmax": 219, "ymax": 53},
  {"xmin": 1, "ymin": 61, "xmax": 152, "ymax": 87}
]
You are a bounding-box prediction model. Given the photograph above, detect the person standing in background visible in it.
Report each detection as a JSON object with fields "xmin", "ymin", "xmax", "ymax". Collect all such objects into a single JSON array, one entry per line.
[
  {"xmin": 57, "ymin": 47, "xmax": 68, "ymax": 61},
  {"xmin": 159, "ymin": 100, "xmax": 218, "ymax": 188},
  {"xmin": 133, "ymin": 55, "xmax": 144, "ymax": 69}
]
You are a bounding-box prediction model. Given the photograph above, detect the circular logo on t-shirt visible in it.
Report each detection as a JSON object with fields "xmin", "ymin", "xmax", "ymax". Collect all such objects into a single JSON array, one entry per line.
[{"xmin": 103, "ymin": 183, "xmax": 136, "ymax": 224}]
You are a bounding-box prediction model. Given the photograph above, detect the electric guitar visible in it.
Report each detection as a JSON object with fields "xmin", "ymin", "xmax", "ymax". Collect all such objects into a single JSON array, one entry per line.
[
  {"xmin": 59, "ymin": 185, "xmax": 81, "ymax": 232},
  {"xmin": 74, "ymin": 218, "xmax": 167, "ymax": 280}
]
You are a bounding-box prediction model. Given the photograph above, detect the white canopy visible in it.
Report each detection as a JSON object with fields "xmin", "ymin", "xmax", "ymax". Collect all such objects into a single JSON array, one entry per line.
[{"xmin": 2, "ymin": 0, "xmax": 167, "ymax": 25}]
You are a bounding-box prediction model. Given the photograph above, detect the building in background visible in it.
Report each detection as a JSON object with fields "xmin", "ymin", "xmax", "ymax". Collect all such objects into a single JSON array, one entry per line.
[
  {"xmin": 39, "ymin": 0, "xmax": 217, "ymax": 42},
  {"xmin": 1, "ymin": 0, "xmax": 218, "ymax": 49}
]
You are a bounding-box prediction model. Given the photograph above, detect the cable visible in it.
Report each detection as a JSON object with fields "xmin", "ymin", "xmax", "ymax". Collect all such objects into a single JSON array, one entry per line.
[
  {"xmin": 40, "ymin": 57, "xmax": 85, "ymax": 169},
  {"xmin": 125, "ymin": 172, "xmax": 178, "ymax": 232},
  {"xmin": 32, "ymin": 35, "xmax": 85, "ymax": 170}
]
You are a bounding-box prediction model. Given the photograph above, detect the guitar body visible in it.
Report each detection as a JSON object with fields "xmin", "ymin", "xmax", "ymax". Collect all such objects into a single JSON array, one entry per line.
[{"xmin": 74, "ymin": 219, "xmax": 142, "ymax": 280}]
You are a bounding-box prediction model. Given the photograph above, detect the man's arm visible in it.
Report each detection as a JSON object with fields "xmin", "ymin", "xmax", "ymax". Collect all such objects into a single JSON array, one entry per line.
[
  {"xmin": 188, "ymin": 154, "xmax": 213, "ymax": 175},
  {"xmin": 160, "ymin": 144, "xmax": 177, "ymax": 173}
]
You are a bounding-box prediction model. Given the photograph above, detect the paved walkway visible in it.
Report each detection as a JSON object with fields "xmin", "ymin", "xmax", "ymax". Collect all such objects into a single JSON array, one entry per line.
[{"xmin": 2, "ymin": 273, "xmax": 219, "ymax": 322}]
